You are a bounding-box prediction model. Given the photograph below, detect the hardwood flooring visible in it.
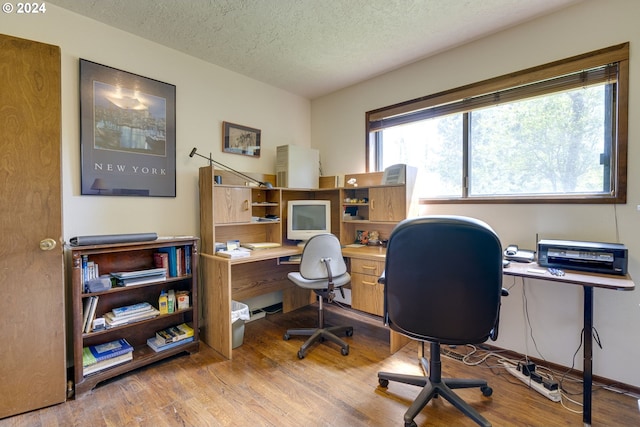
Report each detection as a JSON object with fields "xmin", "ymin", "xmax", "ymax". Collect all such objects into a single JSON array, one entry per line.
[{"xmin": 2, "ymin": 304, "xmax": 639, "ymax": 427}]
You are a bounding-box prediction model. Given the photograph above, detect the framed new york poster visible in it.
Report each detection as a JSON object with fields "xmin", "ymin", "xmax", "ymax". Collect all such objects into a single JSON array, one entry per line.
[{"xmin": 79, "ymin": 59, "xmax": 176, "ymax": 197}]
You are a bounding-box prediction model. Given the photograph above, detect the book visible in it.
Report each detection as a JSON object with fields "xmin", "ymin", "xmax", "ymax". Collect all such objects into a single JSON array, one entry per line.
[
  {"xmin": 84, "ymin": 296, "xmax": 99, "ymax": 333},
  {"xmin": 104, "ymin": 307, "xmax": 160, "ymax": 326},
  {"xmin": 81, "ymin": 297, "xmax": 93, "ymax": 332},
  {"xmin": 82, "ymin": 255, "xmax": 88, "ymax": 289},
  {"xmin": 155, "ymin": 323, "xmax": 195, "ymax": 344},
  {"xmin": 83, "ymin": 351, "xmax": 133, "ymax": 376},
  {"xmin": 157, "ymin": 246, "xmax": 178, "ymax": 277},
  {"xmin": 146, "ymin": 336, "xmax": 194, "ymax": 353},
  {"xmin": 176, "ymin": 247, "xmax": 183, "ymax": 276},
  {"xmin": 155, "ymin": 328, "xmax": 177, "ymax": 344},
  {"xmin": 241, "ymin": 242, "xmax": 282, "ymax": 250},
  {"xmin": 111, "ymin": 302, "xmax": 154, "ymax": 318},
  {"xmin": 176, "ymin": 323, "xmax": 194, "ymax": 338},
  {"xmin": 184, "ymin": 245, "xmax": 191, "ymax": 275},
  {"xmin": 82, "ymin": 338, "xmax": 133, "ymax": 366},
  {"xmin": 216, "ymin": 248, "xmax": 250, "ymax": 259},
  {"xmin": 110, "ymin": 268, "xmax": 167, "ymax": 280},
  {"xmin": 114, "ymin": 274, "xmax": 167, "ymax": 287},
  {"xmin": 108, "ymin": 306, "xmax": 157, "ymax": 320},
  {"xmin": 154, "ymin": 252, "xmax": 170, "ymax": 277}
]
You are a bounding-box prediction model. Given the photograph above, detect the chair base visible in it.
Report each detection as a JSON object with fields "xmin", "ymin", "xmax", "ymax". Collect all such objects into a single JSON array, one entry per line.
[
  {"xmin": 378, "ymin": 345, "xmax": 493, "ymax": 427},
  {"xmin": 284, "ymin": 325, "xmax": 353, "ymax": 359}
]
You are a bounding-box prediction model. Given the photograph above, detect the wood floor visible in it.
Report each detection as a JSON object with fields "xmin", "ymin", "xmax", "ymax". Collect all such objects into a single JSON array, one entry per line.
[{"xmin": 2, "ymin": 304, "xmax": 639, "ymax": 427}]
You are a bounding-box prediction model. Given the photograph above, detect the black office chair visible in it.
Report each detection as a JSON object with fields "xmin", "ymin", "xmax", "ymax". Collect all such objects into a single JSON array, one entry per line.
[
  {"xmin": 377, "ymin": 215, "xmax": 505, "ymax": 427},
  {"xmin": 284, "ymin": 233, "xmax": 354, "ymax": 359}
]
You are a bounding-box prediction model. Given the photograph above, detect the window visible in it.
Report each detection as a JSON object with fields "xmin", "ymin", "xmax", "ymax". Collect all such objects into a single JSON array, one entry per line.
[{"xmin": 367, "ymin": 43, "xmax": 629, "ymax": 203}]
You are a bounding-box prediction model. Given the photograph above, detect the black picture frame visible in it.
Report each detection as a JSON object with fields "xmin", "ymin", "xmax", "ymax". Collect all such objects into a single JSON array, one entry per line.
[
  {"xmin": 222, "ymin": 121, "xmax": 261, "ymax": 157},
  {"xmin": 79, "ymin": 59, "xmax": 176, "ymax": 197}
]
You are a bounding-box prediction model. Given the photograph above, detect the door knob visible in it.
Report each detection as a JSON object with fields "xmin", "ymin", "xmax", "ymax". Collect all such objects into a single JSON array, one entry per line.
[{"xmin": 40, "ymin": 238, "xmax": 57, "ymax": 251}]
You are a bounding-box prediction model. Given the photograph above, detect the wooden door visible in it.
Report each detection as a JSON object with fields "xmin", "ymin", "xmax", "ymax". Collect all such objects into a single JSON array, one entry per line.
[{"xmin": 0, "ymin": 34, "xmax": 65, "ymax": 418}]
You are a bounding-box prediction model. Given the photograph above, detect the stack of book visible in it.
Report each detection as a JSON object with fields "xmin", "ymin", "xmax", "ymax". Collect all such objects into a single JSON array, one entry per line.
[
  {"xmin": 110, "ymin": 268, "xmax": 167, "ymax": 287},
  {"xmin": 104, "ymin": 302, "xmax": 160, "ymax": 327},
  {"xmin": 146, "ymin": 323, "xmax": 194, "ymax": 352},
  {"xmin": 155, "ymin": 246, "xmax": 192, "ymax": 277},
  {"xmin": 215, "ymin": 248, "xmax": 251, "ymax": 259},
  {"xmin": 83, "ymin": 338, "xmax": 133, "ymax": 376}
]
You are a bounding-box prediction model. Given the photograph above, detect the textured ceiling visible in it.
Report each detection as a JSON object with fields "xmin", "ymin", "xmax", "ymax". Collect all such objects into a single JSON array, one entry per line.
[{"xmin": 49, "ymin": 0, "xmax": 580, "ymax": 99}]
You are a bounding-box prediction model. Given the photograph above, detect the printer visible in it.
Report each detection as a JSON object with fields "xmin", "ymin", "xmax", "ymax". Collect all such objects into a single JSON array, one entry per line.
[{"xmin": 537, "ymin": 239, "xmax": 628, "ymax": 276}]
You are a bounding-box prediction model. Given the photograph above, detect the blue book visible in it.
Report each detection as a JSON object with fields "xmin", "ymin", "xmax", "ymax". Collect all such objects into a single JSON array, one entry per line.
[
  {"xmin": 84, "ymin": 338, "xmax": 133, "ymax": 365},
  {"xmin": 157, "ymin": 247, "xmax": 177, "ymax": 277},
  {"xmin": 146, "ymin": 336, "xmax": 194, "ymax": 352},
  {"xmin": 82, "ymin": 255, "xmax": 89, "ymax": 290},
  {"xmin": 184, "ymin": 245, "xmax": 191, "ymax": 275}
]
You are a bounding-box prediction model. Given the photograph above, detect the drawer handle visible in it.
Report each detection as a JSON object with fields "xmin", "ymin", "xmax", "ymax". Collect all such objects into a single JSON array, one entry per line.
[
  {"xmin": 362, "ymin": 280, "xmax": 377, "ymax": 286},
  {"xmin": 362, "ymin": 265, "xmax": 377, "ymax": 271}
]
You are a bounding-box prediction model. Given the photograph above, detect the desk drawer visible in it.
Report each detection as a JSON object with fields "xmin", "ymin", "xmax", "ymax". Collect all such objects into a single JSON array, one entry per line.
[
  {"xmin": 350, "ymin": 272, "xmax": 384, "ymax": 316},
  {"xmin": 351, "ymin": 258, "xmax": 384, "ymax": 277}
]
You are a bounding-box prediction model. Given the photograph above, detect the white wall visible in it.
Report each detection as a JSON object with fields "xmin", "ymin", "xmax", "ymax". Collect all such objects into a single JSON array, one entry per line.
[
  {"xmin": 2, "ymin": 4, "xmax": 310, "ymax": 240},
  {"xmin": 312, "ymin": 0, "xmax": 640, "ymax": 386}
]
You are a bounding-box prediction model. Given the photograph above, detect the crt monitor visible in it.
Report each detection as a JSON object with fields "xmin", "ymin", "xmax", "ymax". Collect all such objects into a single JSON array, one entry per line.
[{"xmin": 287, "ymin": 200, "xmax": 331, "ymax": 246}]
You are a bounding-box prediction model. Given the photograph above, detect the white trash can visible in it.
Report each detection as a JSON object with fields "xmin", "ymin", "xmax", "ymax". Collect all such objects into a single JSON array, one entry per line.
[{"xmin": 231, "ymin": 300, "xmax": 250, "ymax": 348}]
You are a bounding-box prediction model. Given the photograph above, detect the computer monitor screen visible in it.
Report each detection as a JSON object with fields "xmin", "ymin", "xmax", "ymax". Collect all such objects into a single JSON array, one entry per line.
[{"xmin": 287, "ymin": 200, "xmax": 331, "ymax": 245}]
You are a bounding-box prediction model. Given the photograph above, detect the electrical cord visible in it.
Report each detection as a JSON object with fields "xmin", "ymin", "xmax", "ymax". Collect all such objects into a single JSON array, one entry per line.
[{"xmin": 438, "ymin": 280, "xmax": 620, "ymax": 417}]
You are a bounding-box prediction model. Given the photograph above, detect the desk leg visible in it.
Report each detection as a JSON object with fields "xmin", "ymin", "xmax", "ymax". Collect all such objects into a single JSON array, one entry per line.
[{"xmin": 583, "ymin": 286, "xmax": 593, "ymax": 427}]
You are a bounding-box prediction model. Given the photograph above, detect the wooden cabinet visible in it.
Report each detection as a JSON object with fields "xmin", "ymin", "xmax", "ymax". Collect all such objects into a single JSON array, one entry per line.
[
  {"xmin": 69, "ymin": 237, "xmax": 199, "ymax": 397},
  {"xmin": 340, "ymin": 182, "xmax": 416, "ymax": 246},
  {"xmin": 214, "ymin": 187, "xmax": 252, "ymax": 224},
  {"xmin": 199, "ymin": 166, "xmax": 283, "ymax": 253},
  {"xmin": 350, "ymin": 258, "xmax": 385, "ymax": 316},
  {"xmin": 369, "ymin": 186, "xmax": 407, "ymax": 222}
]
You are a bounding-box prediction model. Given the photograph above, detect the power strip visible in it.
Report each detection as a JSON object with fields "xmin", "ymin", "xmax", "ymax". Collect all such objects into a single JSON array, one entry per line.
[
  {"xmin": 246, "ymin": 310, "xmax": 266, "ymax": 323},
  {"xmin": 502, "ymin": 362, "xmax": 561, "ymax": 402}
]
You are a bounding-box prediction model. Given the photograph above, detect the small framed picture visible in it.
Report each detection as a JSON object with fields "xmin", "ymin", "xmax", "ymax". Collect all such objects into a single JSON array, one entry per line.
[{"xmin": 222, "ymin": 121, "xmax": 261, "ymax": 157}]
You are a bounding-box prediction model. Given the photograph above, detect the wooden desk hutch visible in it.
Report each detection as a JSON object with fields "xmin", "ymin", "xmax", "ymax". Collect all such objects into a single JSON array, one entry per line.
[{"xmin": 198, "ymin": 166, "xmax": 417, "ymax": 359}]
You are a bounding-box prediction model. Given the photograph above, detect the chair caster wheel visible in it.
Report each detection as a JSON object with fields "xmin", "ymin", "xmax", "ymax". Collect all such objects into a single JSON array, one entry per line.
[
  {"xmin": 297, "ymin": 350, "xmax": 305, "ymax": 359},
  {"xmin": 405, "ymin": 421, "xmax": 417, "ymax": 427},
  {"xmin": 378, "ymin": 378, "xmax": 389, "ymax": 388},
  {"xmin": 481, "ymin": 385, "xmax": 493, "ymax": 397},
  {"xmin": 341, "ymin": 347, "xmax": 349, "ymax": 356},
  {"xmin": 346, "ymin": 328, "xmax": 354, "ymax": 337},
  {"xmin": 283, "ymin": 333, "xmax": 290, "ymax": 340}
]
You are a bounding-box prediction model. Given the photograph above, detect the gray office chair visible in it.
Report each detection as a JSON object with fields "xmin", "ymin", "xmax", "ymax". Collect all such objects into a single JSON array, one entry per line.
[
  {"xmin": 377, "ymin": 215, "xmax": 505, "ymax": 427},
  {"xmin": 283, "ymin": 233, "xmax": 353, "ymax": 359}
]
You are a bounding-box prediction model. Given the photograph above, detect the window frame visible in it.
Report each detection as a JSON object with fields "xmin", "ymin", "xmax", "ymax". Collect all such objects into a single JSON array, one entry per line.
[{"xmin": 366, "ymin": 43, "xmax": 629, "ymax": 204}]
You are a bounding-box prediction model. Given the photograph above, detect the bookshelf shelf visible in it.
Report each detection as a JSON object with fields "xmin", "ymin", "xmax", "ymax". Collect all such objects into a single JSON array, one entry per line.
[
  {"xmin": 69, "ymin": 237, "xmax": 199, "ymax": 398},
  {"xmin": 81, "ymin": 275, "xmax": 192, "ymax": 297},
  {"xmin": 78, "ymin": 340, "xmax": 199, "ymax": 395},
  {"xmin": 81, "ymin": 308, "xmax": 194, "ymax": 338}
]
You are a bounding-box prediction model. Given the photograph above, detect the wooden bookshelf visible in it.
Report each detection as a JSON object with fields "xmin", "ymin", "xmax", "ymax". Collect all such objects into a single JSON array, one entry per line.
[{"xmin": 69, "ymin": 237, "xmax": 199, "ymax": 397}]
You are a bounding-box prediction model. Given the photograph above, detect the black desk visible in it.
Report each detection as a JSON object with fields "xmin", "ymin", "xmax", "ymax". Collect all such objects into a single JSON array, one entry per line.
[{"xmin": 503, "ymin": 262, "xmax": 635, "ymax": 427}]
